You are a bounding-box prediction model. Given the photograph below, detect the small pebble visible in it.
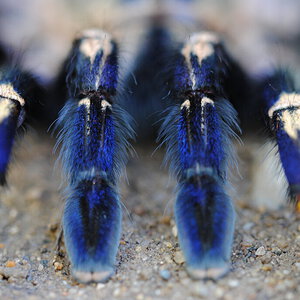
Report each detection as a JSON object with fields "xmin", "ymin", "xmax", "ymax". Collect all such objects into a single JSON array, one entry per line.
[
  {"xmin": 255, "ymin": 246, "xmax": 266, "ymax": 256},
  {"xmin": 9, "ymin": 209, "xmax": 18, "ymax": 219},
  {"xmin": 38, "ymin": 264, "xmax": 44, "ymax": 271},
  {"xmin": 164, "ymin": 254, "xmax": 173, "ymax": 264},
  {"xmin": 172, "ymin": 226, "xmax": 178, "ymax": 237},
  {"xmin": 160, "ymin": 216, "xmax": 171, "ymax": 226},
  {"xmin": 9, "ymin": 226, "xmax": 19, "ymax": 235},
  {"xmin": 97, "ymin": 283, "xmax": 105, "ymax": 290},
  {"xmin": 136, "ymin": 294, "xmax": 144, "ymax": 300},
  {"xmin": 272, "ymin": 247, "xmax": 282, "ymax": 255},
  {"xmin": 5, "ymin": 261, "xmax": 16, "ymax": 268},
  {"xmin": 228, "ymin": 279, "xmax": 239, "ymax": 287},
  {"xmin": 277, "ymin": 241, "xmax": 288, "ymax": 249},
  {"xmin": 243, "ymin": 222, "xmax": 254, "ymax": 231},
  {"xmin": 163, "ymin": 241, "xmax": 172, "ymax": 248},
  {"xmin": 261, "ymin": 264, "xmax": 273, "ymax": 271},
  {"xmin": 113, "ymin": 288, "xmax": 121, "ymax": 297},
  {"xmin": 54, "ymin": 262, "xmax": 63, "ymax": 271},
  {"xmin": 215, "ymin": 287, "xmax": 224, "ymax": 297},
  {"xmin": 135, "ymin": 246, "xmax": 142, "ymax": 253},
  {"xmin": 192, "ymin": 283, "xmax": 209, "ymax": 297},
  {"xmin": 173, "ymin": 251, "xmax": 185, "ymax": 264},
  {"xmin": 48, "ymin": 292, "xmax": 56, "ymax": 298},
  {"xmin": 294, "ymin": 262, "xmax": 300, "ymax": 270},
  {"xmin": 159, "ymin": 269, "xmax": 171, "ymax": 280},
  {"xmin": 133, "ymin": 206, "xmax": 146, "ymax": 216}
]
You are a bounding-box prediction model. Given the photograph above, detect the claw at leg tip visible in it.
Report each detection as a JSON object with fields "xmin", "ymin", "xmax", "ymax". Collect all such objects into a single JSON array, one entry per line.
[
  {"xmin": 187, "ymin": 265, "xmax": 230, "ymax": 280},
  {"xmin": 72, "ymin": 268, "xmax": 114, "ymax": 284}
]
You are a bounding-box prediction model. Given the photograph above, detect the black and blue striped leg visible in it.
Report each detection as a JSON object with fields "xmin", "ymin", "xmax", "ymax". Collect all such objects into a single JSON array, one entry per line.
[
  {"xmin": 160, "ymin": 32, "xmax": 239, "ymax": 279},
  {"xmin": 261, "ymin": 71, "xmax": 300, "ymax": 211},
  {"xmin": 56, "ymin": 29, "xmax": 134, "ymax": 283},
  {"xmin": 0, "ymin": 68, "xmax": 40, "ymax": 184}
]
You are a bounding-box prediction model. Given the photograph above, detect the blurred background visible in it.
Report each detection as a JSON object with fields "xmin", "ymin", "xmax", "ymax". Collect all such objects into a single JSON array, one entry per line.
[{"xmin": 0, "ymin": 0, "xmax": 300, "ymax": 84}]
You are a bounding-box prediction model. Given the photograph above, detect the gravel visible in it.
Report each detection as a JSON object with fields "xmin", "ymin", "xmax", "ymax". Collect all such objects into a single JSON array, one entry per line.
[{"xmin": 0, "ymin": 133, "xmax": 300, "ymax": 300}]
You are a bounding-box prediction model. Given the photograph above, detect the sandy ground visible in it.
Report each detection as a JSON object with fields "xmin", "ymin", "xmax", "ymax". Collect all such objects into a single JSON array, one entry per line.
[{"xmin": 0, "ymin": 132, "xmax": 300, "ymax": 300}]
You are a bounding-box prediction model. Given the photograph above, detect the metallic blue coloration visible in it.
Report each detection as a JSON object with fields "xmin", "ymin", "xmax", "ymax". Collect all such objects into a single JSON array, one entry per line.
[
  {"xmin": 173, "ymin": 54, "xmax": 192, "ymax": 91},
  {"xmin": 159, "ymin": 33, "xmax": 239, "ymax": 277},
  {"xmin": 57, "ymin": 100, "xmax": 134, "ymax": 185},
  {"xmin": 276, "ymin": 126, "xmax": 300, "ymax": 187},
  {"xmin": 99, "ymin": 44, "xmax": 118, "ymax": 93},
  {"xmin": 190, "ymin": 55, "xmax": 215, "ymax": 89},
  {"xmin": 63, "ymin": 179, "xmax": 121, "ymax": 276},
  {"xmin": 175, "ymin": 178, "xmax": 235, "ymax": 270},
  {"xmin": 57, "ymin": 96, "xmax": 134, "ymax": 281},
  {"xmin": 0, "ymin": 115, "xmax": 18, "ymax": 184},
  {"xmin": 262, "ymin": 71, "xmax": 300, "ymax": 195},
  {"xmin": 67, "ymin": 38, "xmax": 118, "ymax": 97},
  {"xmin": 175, "ymin": 100, "xmax": 235, "ymax": 275},
  {"xmin": 159, "ymin": 98, "xmax": 238, "ymax": 277},
  {"xmin": 0, "ymin": 68, "xmax": 37, "ymax": 185},
  {"xmin": 178, "ymin": 102, "xmax": 225, "ymax": 179},
  {"xmin": 56, "ymin": 32, "xmax": 135, "ymax": 282}
]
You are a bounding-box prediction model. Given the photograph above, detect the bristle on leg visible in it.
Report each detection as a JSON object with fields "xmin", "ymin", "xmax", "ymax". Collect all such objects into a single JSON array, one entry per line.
[
  {"xmin": 159, "ymin": 32, "xmax": 239, "ymax": 279},
  {"xmin": 176, "ymin": 176, "xmax": 235, "ymax": 279},
  {"xmin": 63, "ymin": 177, "xmax": 121, "ymax": 283},
  {"xmin": 56, "ymin": 29, "xmax": 134, "ymax": 282}
]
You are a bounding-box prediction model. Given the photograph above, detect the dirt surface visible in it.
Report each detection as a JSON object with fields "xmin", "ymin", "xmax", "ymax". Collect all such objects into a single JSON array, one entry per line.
[{"xmin": 0, "ymin": 132, "xmax": 300, "ymax": 300}]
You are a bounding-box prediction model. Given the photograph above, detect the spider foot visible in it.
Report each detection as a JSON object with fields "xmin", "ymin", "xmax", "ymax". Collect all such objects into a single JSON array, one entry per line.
[{"xmin": 176, "ymin": 177, "xmax": 235, "ymax": 280}]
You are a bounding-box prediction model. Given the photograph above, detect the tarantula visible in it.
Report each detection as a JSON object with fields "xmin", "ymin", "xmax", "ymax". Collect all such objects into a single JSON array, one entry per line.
[{"xmin": 0, "ymin": 0, "xmax": 299, "ymax": 284}]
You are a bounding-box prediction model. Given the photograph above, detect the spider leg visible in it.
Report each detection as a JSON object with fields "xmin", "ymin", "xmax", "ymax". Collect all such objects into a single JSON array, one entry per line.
[
  {"xmin": 159, "ymin": 32, "xmax": 239, "ymax": 279},
  {"xmin": 0, "ymin": 67, "xmax": 41, "ymax": 184},
  {"xmin": 56, "ymin": 29, "xmax": 134, "ymax": 283},
  {"xmin": 261, "ymin": 70, "xmax": 300, "ymax": 210}
]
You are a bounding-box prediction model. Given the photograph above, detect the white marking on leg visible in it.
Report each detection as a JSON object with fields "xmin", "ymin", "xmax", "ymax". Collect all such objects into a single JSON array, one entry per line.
[
  {"xmin": 101, "ymin": 99, "xmax": 112, "ymax": 111},
  {"xmin": 78, "ymin": 29, "xmax": 114, "ymax": 89},
  {"xmin": 201, "ymin": 97, "xmax": 214, "ymax": 107},
  {"xmin": 268, "ymin": 92, "xmax": 300, "ymax": 140},
  {"xmin": 268, "ymin": 92, "xmax": 300, "ymax": 117},
  {"xmin": 0, "ymin": 98, "xmax": 16, "ymax": 123},
  {"xmin": 78, "ymin": 97, "xmax": 91, "ymax": 136},
  {"xmin": 0, "ymin": 83, "xmax": 25, "ymax": 106},
  {"xmin": 78, "ymin": 97, "xmax": 91, "ymax": 109},
  {"xmin": 181, "ymin": 32, "xmax": 220, "ymax": 89},
  {"xmin": 180, "ymin": 99, "xmax": 190, "ymax": 110},
  {"xmin": 281, "ymin": 109, "xmax": 300, "ymax": 140},
  {"xmin": 200, "ymin": 97, "xmax": 214, "ymax": 137}
]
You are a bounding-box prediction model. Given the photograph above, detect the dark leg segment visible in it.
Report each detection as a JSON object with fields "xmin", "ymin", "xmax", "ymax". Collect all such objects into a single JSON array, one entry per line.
[
  {"xmin": 160, "ymin": 32, "xmax": 239, "ymax": 279},
  {"xmin": 56, "ymin": 30, "xmax": 134, "ymax": 283}
]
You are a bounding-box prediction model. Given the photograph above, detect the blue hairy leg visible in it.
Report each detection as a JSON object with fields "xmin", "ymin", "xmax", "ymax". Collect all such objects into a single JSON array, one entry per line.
[
  {"xmin": 63, "ymin": 178, "xmax": 121, "ymax": 282},
  {"xmin": 176, "ymin": 176, "xmax": 235, "ymax": 275},
  {"xmin": 261, "ymin": 71, "xmax": 300, "ymax": 207},
  {"xmin": 0, "ymin": 68, "xmax": 41, "ymax": 184},
  {"xmin": 160, "ymin": 32, "xmax": 239, "ymax": 279},
  {"xmin": 57, "ymin": 29, "xmax": 134, "ymax": 283}
]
